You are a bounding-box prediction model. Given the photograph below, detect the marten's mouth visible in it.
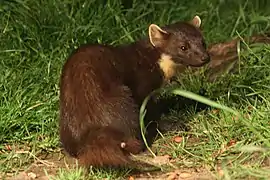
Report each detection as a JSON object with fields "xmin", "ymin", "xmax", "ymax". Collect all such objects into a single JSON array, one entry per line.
[
  {"xmin": 190, "ymin": 60, "xmax": 210, "ymax": 67},
  {"xmin": 180, "ymin": 60, "xmax": 209, "ymax": 67}
]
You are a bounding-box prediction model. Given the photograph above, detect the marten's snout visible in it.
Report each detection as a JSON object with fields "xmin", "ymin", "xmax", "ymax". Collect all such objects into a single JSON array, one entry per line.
[{"xmin": 201, "ymin": 53, "xmax": 210, "ymax": 63}]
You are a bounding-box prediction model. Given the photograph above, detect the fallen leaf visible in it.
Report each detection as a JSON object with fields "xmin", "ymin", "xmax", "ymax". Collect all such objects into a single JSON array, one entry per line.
[
  {"xmin": 5, "ymin": 144, "xmax": 12, "ymax": 151},
  {"xmin": 173, "ymin": 136, "xmax": 183, "ymax": 143},
  {"xmin": 227, "ymin": 139, "xmax": 236, "ymax": 147}
]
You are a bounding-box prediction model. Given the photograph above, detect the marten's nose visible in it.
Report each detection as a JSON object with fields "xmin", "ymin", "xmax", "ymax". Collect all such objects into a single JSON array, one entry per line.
[{"xmin": 202, "ymin": 53, "xmax": 210, "ymax": 62}]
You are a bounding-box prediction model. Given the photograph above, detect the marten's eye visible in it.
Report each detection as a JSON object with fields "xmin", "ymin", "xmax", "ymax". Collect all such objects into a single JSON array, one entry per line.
[{"xmin": 180, "ymin": 46, "xmax": 187, "ymax": 51}]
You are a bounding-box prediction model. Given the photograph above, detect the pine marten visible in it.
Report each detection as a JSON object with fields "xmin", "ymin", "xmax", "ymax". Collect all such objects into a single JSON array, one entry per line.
[{"xmin": 59, "ymin": 15, "xmax": 210, "ymax": 168}]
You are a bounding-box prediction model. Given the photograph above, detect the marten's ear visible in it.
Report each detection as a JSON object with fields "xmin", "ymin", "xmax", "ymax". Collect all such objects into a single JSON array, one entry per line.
[
  {"xmin": 149, "ymin": 24, "xmax": 169, "ymax": 48},
  {"xmin": 190, "ymin": 15, "xmax": 201, "ymax": 28}
]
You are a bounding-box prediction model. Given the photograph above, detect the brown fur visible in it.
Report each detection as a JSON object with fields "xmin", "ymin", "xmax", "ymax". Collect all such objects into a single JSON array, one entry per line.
[{"xmin": 59, "ymin": 16, "xmax": 210, "ymax": 168}]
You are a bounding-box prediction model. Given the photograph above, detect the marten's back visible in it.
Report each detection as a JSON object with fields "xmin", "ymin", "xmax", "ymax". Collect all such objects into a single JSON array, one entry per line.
[{"xmin": 61, "ymin": 44, "xmax": 121, "ymax": 91}]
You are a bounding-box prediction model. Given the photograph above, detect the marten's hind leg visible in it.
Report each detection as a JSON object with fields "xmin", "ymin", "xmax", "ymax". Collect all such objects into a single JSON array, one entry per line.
[{"xmin": 77, "ymin": 85, "xmax": 145, "ymax": 168}]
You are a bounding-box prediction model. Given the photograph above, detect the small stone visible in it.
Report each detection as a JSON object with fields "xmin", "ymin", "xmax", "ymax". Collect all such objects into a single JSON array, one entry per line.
[{"xmin": 27, "ymin": 172, "xmax": 37, "ymax": 179}]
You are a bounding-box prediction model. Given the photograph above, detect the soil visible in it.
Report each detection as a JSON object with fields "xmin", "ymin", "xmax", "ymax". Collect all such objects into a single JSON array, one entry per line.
[{"xmin": 1, "ymin": 150, "xmax": 217, "ymax": 180}]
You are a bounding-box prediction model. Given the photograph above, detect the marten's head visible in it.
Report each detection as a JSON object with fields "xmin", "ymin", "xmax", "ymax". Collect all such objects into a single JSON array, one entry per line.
[{"xmin": 148, "ymin": 15, "xmax": 210, "ymax": 79}]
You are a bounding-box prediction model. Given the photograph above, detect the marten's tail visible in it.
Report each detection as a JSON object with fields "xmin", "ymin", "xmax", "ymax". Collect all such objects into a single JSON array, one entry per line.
[{"xmin": 76, "ymin": 127, "xmax": 143, "ymax": 168}]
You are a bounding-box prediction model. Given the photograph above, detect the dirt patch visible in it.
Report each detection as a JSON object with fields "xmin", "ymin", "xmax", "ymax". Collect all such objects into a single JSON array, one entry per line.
[
  {"xmin": 2, "ymin": 151, "xmax": 77, "ymax": 180},
  {"xmin": 1, "ymin": 150, "xmax": 217, "ymax": 180},
  {"xmin": 130, "ymin": 168, "xmax": 216, "ymax": 180}
]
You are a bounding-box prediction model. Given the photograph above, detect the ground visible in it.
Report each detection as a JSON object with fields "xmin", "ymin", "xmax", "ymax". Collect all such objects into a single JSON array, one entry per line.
[{"xmin": 0, "ymin": 0, "xmax": 270, "ymax": 179}]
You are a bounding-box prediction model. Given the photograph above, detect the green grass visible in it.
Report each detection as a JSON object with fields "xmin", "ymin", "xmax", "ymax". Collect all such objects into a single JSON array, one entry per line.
[{"xmin": 1, "ymin": 0, "xmax": 270, "ymax": 179}]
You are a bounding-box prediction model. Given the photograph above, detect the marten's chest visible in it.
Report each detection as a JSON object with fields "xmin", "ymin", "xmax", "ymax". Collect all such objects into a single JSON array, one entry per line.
[{"xmin": 124, "ymin": 64, "xmax": 164, "ymax": 105}]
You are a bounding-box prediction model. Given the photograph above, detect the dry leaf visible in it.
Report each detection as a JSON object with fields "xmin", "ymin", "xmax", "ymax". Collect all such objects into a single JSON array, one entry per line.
[
  {"xmin": 227, "ymin": 139, "xmax": 236, "ymax": 147},
  {"xmin": 173, "ymin": 136, "xmax": 183, "ymax": 143},
  {"xmin": 5, "ymin": 144, "xmax": 12, "ymax": 151}
]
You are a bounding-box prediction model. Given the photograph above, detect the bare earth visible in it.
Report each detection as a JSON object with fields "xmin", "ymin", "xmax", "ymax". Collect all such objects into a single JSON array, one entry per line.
[{"xmin": 2, "ymin": 150, "xmax": 217, "ymax": 180}]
